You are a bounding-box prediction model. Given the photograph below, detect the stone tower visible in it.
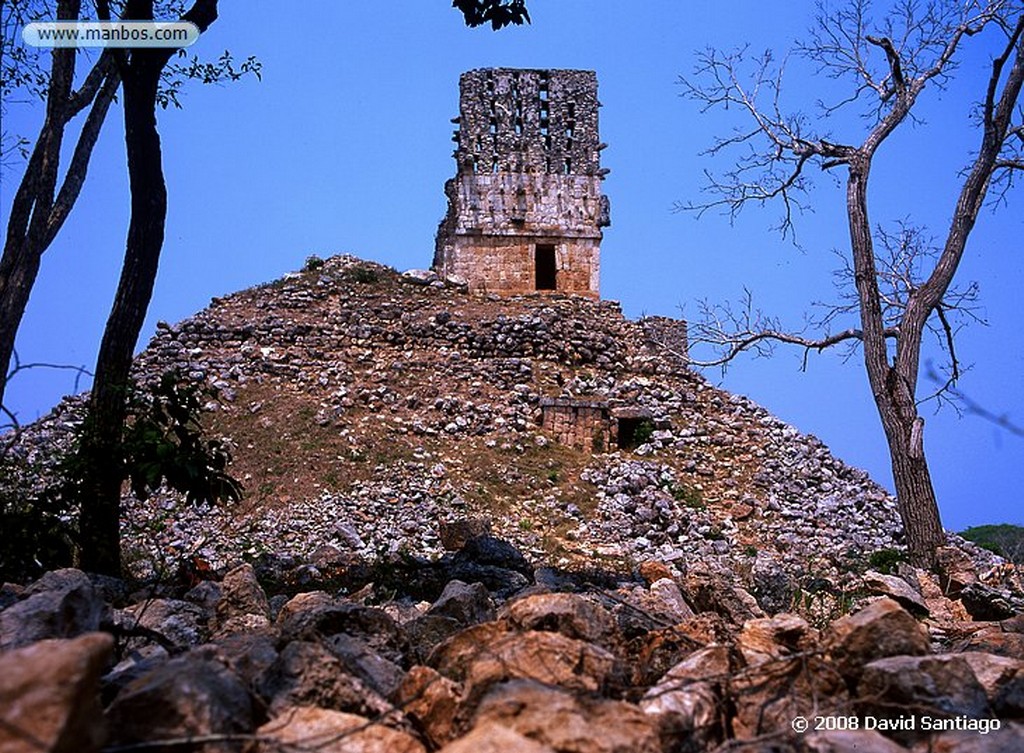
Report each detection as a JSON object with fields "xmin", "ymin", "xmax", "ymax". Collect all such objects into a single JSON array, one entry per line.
[{"xmin": 434, "ymin": 68, "xmax": 610, "ymax": 297}]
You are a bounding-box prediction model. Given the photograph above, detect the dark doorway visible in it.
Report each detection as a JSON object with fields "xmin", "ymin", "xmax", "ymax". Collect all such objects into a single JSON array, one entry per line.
[
  {"xmin": 535, "ymin": 244, "xmax": 557, "ymax": 290},
  {"xmin": 617, "ymin": 417, "xmax": 653, "ymax": 450}
]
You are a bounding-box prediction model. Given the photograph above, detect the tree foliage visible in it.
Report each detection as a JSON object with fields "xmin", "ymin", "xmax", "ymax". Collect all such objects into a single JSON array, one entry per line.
[
  {"xmin": 453, "ymin": 0, "xmax": 530, "ymax": 30},
  {"xmin": 960, "ymin": 524, "xmax": 1024, "ymax": 563},
  {"xmin": 0, "ymin": 371, "xmax": 240, "ymax": 582},
  {"xmin": 0, "ymin": 0, "xmax": 259, "ymax": 415}
]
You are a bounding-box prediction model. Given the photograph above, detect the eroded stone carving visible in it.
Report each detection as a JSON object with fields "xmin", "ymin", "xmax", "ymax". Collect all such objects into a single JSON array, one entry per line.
[{"xmin": 435, "ymin": 68, "xmax": 610, "ymax": 298}]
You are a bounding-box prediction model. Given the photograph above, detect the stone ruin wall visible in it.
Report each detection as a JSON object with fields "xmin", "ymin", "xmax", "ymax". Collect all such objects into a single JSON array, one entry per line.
[
  {"xmin": 641, "ymin": 316, "xmax": 689, "ymax": 367},
  {"xmin": 435, "ymin": 68, "xmax": 609, "ymax": 298},
  {"xmin": 539, "ymin": 398, "xmax": 614, "ymax": 452},
  {"xmin": 441, "ymin": 236, "xmax": 599, "ymax": 298}
]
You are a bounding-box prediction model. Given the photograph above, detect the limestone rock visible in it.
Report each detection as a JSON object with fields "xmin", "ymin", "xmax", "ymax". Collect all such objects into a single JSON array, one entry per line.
[
  {"xmin": 0, "ymin": 632, "xmax": 112, "ymax": 753},
  {"xmin": 952, "ymin": 624, "xmax": 1024, "ymax": 659},
  {"xmin": 958, "ymin": 652, "xmax": 1024, "ymax": 701},
  {"xmin": 438, "ymin": 721, "xmax": 555, "ymax": 752},
  {"xmin": 277, "ymin": 598, "xmax": 406, "ymax": 663},
  {"xmin": 391, "ymin": 665, "xmax": 461, "ymax": 748},
  {"xmin": 631, "ymin": 613, "xmax": 730, "ymax": 686},
  {"xmin": 197, "ymin": 631, "xmax": 279, "ymax": 690},
  {"xmin": 214, "ymin": 563, "xmax": 270, "ymax": 634},
  {"xmin": 640, "ymin": 645, "xmax": 731, "ymax": 750},
  {"xmin": 861, "ymin": 570, "xmax": 929, "ymax": 616},
  {"xmin": 462, "ymin": 630, "xmax": 619, "ymax": 698},
  {"xmin": 638, "ymin": 560, "xmax": 674, "ymax": 584},
  {"xmin": 105, "ymin": 654, "xmax": 254, "ymax": 751},
  {"xmin": 402, "ymin": 268, "xmax": 438, "ymax": 286},
  {"xmin": 685, "ymin": 572, "xmax": 765, "ymax": 625},
  {"xmin": 737, "ymin": 613, "xmax": 817, "ymax": 666},
  {"xmin": 254, "ymin": 706, "xmax": 426, "ymax": 753},
  {"xmin": 428, "ymin": 621, "xmax": 510, "ymax": 682},
  {"xmin": 922, "ymin": 722, "xmax": 1024, "ymax": 753},
  {"xmin": 439, "ymin": 518, "xmax": 491, "ymax": 551},
  {"xmin": 825, "ymin": 597, "xmax": 930, "ymax": 682},
  {"xmin": 936, "ymin": 546, "xmax": 980, "ymax": 596},
  {"xmin": 648, "ymin": 577, "xmax": 697, "ymax": 622},
  {"xmin": 122, "ymin": 598, "xmax": 209, "ymax": 650},
  {"xmin": 473, "ymin": 680, "xmax": 660, "ymax": 753},
  {"xmin": 428, "ymin": 579, "xmax": 495, "ymax": 626},
  {"xmin": 856, "ymin": 654, "xmax": 989, "ymax": 736},
  {"xmin": 324, "ymin": 632, "xmax": 406, "ymax": 698},
  {"xmin": 254, "ymin": 640, "xmax": 392, "ymax": 718},
  {"xmin": 992, "ymin": 666, "xmax": 1024, "ymax": 716},
  {"xmin": 801, "ymin": 729, "xmax": 907, "ymax": 752},
  {"xmin": 405, "ymin": 613, "xmax": 464, "ymax": 662},
  {"xmin": 960, "ymin": 583, "xmax": 1021, "ymax": 621},
  {"xmin": 732, "ymin": 616, "xmax": 848, "ymax": 739},
  {"xmin": 0, "ymin": 569, "xmax": 107, "ymax": 650},
  {"xmin": 503, "ymin": 591, "xmax": 619, "ymax": 648}
]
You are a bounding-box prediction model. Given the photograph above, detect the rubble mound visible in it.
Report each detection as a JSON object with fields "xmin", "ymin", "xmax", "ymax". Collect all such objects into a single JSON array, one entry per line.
[
  {"xmin": 4, "ymin": 255, "xmax": 1023, "ymax": 751},
  {"xmin": 10, "ymin": 255, "xmax": 997, "ymax": 589},
  {"xmin": 2, "ymin": 552, "xmax": 1023, "ymax": 753}
]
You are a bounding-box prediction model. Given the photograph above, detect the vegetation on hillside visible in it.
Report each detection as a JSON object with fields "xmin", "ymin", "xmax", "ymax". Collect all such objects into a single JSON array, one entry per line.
[{"xmin": 960, "ymin": 524, "xmax": 1024, "ymax": 564}]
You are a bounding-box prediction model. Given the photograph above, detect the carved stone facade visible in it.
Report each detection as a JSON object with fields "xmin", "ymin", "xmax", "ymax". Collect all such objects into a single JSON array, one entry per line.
[{"xmin": 434, "ymin": 68, "xmax": 610, "ymax": 298}]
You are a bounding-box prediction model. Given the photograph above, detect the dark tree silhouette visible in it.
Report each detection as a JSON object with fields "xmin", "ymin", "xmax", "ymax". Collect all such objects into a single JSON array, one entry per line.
[
  {"xmin": 76, "ymin": 0, "xmax": 228, "ymax": 575},
  {"xmin": 0, "ymin": 0, "xmax": 119, "ymax": 408},
  {"xmin": 70, "ymin": 0, "xmax": 530, "ymax": 574},
  {"xmin": 454, "ymin": 0, "xmax": 530, "ymax": 29}
]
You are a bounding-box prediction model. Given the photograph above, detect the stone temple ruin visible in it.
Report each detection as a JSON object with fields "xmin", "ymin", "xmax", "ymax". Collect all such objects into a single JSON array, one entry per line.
[{"xmin": 434, "ymin": 68, "xmax": 610, "ymax": 297}]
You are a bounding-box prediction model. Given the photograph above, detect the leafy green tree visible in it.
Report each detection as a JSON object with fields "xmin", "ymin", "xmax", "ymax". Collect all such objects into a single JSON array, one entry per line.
[
  {"xmin": 454, "ymin": 0, "xmax": 530, "ymax": 29},
  {"xmin": 961, "ymin": 524, "xmax": 1024, "ymax": 563},
  {"xmin": 0, "ymin": 0, "xmax": 257, "ymax": 412}
]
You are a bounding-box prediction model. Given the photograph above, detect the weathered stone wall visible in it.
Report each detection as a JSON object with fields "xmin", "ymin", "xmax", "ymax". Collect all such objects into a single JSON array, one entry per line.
[
  {"xmin": 443, "ymin": 174, "xmax": 606, "ymax": 236},
  {"xmin": 435, "ymin": 68, "xmax": 609, "ymax": 298},
  {"xmin": 453, "ymin": 68, "xmax": 601, "ymax": 176},
  {"xmin": 540, "ymin": 398, "xmax": 614, "ymax": 452},
  {"xmin": 641, "ymin": 316, "xmax": 689, "ymax": 367},
  {"xmin": 444, "ymin": 236, "xmax": 599, "ymax": 297}
]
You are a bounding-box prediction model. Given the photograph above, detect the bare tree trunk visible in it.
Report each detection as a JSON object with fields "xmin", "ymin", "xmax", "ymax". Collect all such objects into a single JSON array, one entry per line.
[
  {"xmin": 0, "ymin": 35, "xmax": 118, "ymax": 407},
  {"xmin": 77, "ymin": 56, "xmax": 167, "ymax": 574},
  {"xmin": 879, "ymin": 386, "xmax": 945, "ymax": 567},
  {"xmin": 77, "ymin": 0, "xmax": 220, "ymax": 575},
  {"xmin": 846, "ymin": 140, "xmax": 946, "ymax": 567}
]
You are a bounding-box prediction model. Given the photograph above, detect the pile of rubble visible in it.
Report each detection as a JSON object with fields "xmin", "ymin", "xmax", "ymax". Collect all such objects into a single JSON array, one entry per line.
[
  {"xmin": 2, "ymin": 534, "xmax": 1022, "ymax": 753},
  {"xmin": 6, "ymin": 254, "xmax": 1000, "ymax": 595}
]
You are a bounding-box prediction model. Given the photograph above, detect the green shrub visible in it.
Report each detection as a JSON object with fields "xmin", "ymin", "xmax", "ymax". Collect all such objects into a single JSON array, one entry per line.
[
  {"xmin": 960, "ymin": 524, "xmax": 1024, "ymax": 564},
  {"xmin": 303, "ymin": 254, "xmax": 325, "ymax": 272},
  {"xmin": 346, "ymin": 264, "xmax": 379, "ymax": 284},
  {"xmin": 668, "ymin": 482, "xmax": 704, "ymax": 509},
  {"xmin": 0, "ymin": 454, "xmax": 75, "ymax": 582},
  {"xmin": 633, "ymin": 419, "xmax": 655, "ymax": 446},
  {"xmin": 0, "ymin": 371, "xmax": 243, "ymax": 581},
  {"xmin": 867, "ymin": 548, "xmax": 907, "ymax": 574}
]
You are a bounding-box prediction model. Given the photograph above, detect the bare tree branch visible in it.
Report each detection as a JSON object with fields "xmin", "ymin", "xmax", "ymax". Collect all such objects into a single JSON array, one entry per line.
[{"xmin": 681, "ymin": 0, "xmax": 1023, "ymax": 565}]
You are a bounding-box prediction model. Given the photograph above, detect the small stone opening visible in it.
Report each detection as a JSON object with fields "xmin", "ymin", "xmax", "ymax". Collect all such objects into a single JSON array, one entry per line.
[
  {"xmin": 535, "ymin": 244, "xmax": 557, "ymax": 290},
  {"xmin": 617, "ymin": 417, "xmax": 652, "ymax": 450}
]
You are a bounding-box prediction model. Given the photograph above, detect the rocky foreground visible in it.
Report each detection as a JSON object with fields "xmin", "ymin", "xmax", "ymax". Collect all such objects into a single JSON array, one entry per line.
[{"xmin": 2, "ymin": 532, "xmax": 1024, "ymax": 753}]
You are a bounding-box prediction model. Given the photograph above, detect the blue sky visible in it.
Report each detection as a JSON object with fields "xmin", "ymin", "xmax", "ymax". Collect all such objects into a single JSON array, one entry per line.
[{"xmin": 2, "ymin": 1, "xmax": 1021, "ymax": 531}]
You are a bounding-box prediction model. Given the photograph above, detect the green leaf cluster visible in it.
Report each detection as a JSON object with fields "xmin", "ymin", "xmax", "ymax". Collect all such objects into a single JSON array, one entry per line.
[{"xmin": 116, "ymin": 371, "xmax": 242, "ymax": 505}]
